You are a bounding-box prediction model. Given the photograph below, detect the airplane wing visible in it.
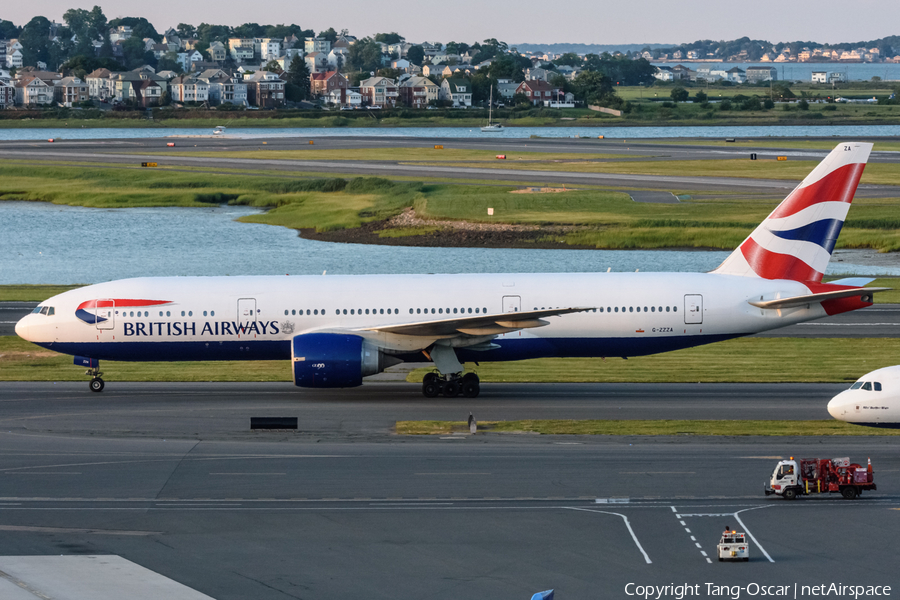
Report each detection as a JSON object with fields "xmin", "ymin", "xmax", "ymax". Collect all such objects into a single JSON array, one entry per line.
[
  {"xmin": 358, "ymin": 307, "xmax": 593, "ymax": 337},
  {"xmin": 749, "ymin": 287, "xmax": 890, "ymax": 310}
]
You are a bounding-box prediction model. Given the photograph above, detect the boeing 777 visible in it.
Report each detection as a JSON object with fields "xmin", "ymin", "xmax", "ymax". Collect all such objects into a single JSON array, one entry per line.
[{"xmin": 16, "ymin": 142, "xmax": 887, "ymax": 397}]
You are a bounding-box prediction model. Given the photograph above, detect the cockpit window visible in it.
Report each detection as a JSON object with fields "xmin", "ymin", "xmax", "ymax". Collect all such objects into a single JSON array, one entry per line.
[
  {"xmin": 32, "ymin": 306, "xmax": 43, "ymax": 314},
  {"xmin": 862, "ymin": 382, "xmax": 872, "ymax": 391},
  {"xmin": 32, "ymin": 306, "xmax": 56, "ymax": 316},
  {"xmin": 47, "ymin": 307, "xmax": 55, "ymax": 316},
  {"xmin": 874, "ymin": 382, "xmax": 882, "ymax": 392},
  {"xmin": 850, "ymin": 382, "xmax": 863, "ymax": 390}
]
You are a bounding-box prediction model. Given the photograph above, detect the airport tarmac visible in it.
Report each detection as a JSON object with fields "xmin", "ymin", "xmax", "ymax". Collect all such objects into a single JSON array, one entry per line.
[
  {"xmin": 0, "ymin": 381, "xmax": 898, "ymax": 598},
  {"xmin": 2, "ymin": 135, "xmax": 900, "ymax": 196}
]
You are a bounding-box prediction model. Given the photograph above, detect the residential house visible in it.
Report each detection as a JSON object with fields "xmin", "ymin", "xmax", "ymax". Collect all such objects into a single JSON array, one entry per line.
[
  {"xmin": 228, "ymin": 38, "xmax": 255, "ymax": 62},
  {"xmin": 0, "ymin": 68, "xmax": 10, "ymax": 82},
  {"xmin": 6, "ymin": 49, "xmax": 23, "ymax": 69},
  {"xmin": 686, "ymin": 50, "xmax": 700, "ymax": 60},
  {"xmin": 653, "ymin": 66, "xmax": 675, "ymax": 81},
  {"xmin": 15, "ymin": 76, "xmax": 53, "ymax": 106},
  {"xmin": 421, "ymin": 63, "xmax": 444, "ymax": 77},
  {"xmin": 208, "ymin": 41, "xmax": 227, "ymax": 62},
  {"xmin": 175, "ymin": 50, "xmax": 204, "ymax": 72},
  {"xmin": 339, "ymin": 89, "xmax": 362, "ymax": 107},
  {"xmin": 0, "ymin": 80, "xmax": 15, "ymax": 108},
  {"xmin": 305, "ymin": 52, "xmax": 328, "ymax": 73},
  {"xmin": 327, "ymin": 48, "xmax": 349, "ymax": 70},
  {"xmin": 420, "ymin": 42, "xmax": 441, "ymax": 57},
  {"xmin": 670, "ymin": 64, "xmax": 695, "ymax": 80},
  {"xmin": 86, "ymin": 68, "xmax": 115, "ymax": 99},
  {"xmin": 399, "ymin": 76, "xmax": 439, "ymax": 107},
  {"xmin": 526, "ymin": 66, "xmax": 552, "ymax": 81},
  {"xmin": 439, "ymin": 78, "xmax": 472, "ymax": 107},
  {"xmin": 497, "ymin": 79, "xmax": 519, "ymax": 100},
  {"xmin": 745, "ymin": 66, "xmax": 777, "ymax": 83},
  {"xmin": 200, "ymin": 70, "xmax": 247, "ymax": 106},
  {"xmin": 109, "ymin": 71, "xmax": 168, "ymax": 106},
  {"xmin": 147, "ymin": 43, "xmax": 169, "ymax": 59},
  {"xmin": 244, "ymin": 70, "xmax": 285, "ymax": 107},
  {"xmin": 190, "ymin": 61, "xmax": 220, "ymax": 73},
  {"xmin": 358, "ymin": 76, "xmax": 399, "ymax": 107},
  {"xmin": 724, "ymin": 66, "xmax": 746, "ymax": 83},
  {"xmin": 54, "ymin": 76, "xmax": 89, "ymax": 106},
  {"xmin": 109, "ymin": 25, "xmax": 132, "ymax": 43},
  {"xmin": 255, "ymin": 38, "xmax": 281, "ymax": 62},
  {"xmin": 391, "ymin": 58, "xmax": 411, "ymax": 72},
  {"xmin": 515, "ymin": 79, "xmax": 559, "ymax": 105},
  {"xmin": 811, "ymin": 71, "xmax": 828, "ymax": 83},
  {"xmin": 305, "ymin": 37, "xmax": 331, "ymax": 55},
  {"xmin": 169, "ymin": 75, "xmax": 209, "ymax": 103},
  {"xmin": 310, "ymin": 71, "xmax": 349, "ymax": 104}
]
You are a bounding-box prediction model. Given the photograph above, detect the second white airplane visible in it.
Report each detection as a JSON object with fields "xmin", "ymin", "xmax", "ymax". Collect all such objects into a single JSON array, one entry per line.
[{"xmin": 15, "ymin": 142, "xmax": 887, "ymax": 397}]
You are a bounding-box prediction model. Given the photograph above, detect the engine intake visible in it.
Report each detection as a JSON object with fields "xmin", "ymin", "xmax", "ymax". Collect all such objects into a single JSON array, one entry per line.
[{"xmin": 291, "ymin": 333, "xmax": 400, "ymax": 388}]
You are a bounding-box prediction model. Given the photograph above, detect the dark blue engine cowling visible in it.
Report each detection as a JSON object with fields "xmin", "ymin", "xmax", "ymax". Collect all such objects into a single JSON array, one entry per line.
[{"xmin": 292, "ymin": 333, "xmax": 376, "ymax": 388}]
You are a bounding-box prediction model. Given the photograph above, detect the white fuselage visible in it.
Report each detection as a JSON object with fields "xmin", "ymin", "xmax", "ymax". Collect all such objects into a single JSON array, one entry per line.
[
  {"xmin": 827, "ymin": 366, "xmax": 900, "ymax": 429},
  {"xmin": 16, "ymin": 272, "xmax": 835, "ymax": 366}
]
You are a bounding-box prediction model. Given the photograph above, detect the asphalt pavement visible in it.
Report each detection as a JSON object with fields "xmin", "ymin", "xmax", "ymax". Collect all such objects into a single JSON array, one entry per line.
[{"xmin": 0, "ymin": 381, "xmax": 897, "ymax": 599}]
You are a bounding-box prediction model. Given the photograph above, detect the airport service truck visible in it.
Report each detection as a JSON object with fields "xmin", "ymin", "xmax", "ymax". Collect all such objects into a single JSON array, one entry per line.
[
  {"xmin": 717, "ymin": 528, "xmax": 749, "ymax": 562},
  {"xmin": 765, "ymin": 457, "xmax": 875, "ymax": 500}
]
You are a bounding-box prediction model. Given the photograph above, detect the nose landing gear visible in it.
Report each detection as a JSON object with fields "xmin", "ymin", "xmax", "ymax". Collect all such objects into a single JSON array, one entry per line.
[{"xmin": 86, "ymin": 364, "xmax": 104, "ymax": 392}]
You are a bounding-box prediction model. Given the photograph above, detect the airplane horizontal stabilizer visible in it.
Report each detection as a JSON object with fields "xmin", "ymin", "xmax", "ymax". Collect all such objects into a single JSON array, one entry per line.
[{"xmin": 749, "ymin": 287, "xmax": 890, "ymax": 310}]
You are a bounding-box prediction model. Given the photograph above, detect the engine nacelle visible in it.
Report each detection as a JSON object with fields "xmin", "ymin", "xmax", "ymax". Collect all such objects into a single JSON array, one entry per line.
[{"xmin": 291, "ymin": 333, "xmax": 399, "ymax": 388}]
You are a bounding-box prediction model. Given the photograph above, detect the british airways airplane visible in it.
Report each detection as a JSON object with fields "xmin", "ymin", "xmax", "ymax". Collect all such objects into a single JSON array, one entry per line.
[
  {"xmin": 828, "ymin": 366, "xmax": 900, "ymax": 429},
  {"xmin": 15, "ymin": 142, "xmax": 887, "ymax": 397}
]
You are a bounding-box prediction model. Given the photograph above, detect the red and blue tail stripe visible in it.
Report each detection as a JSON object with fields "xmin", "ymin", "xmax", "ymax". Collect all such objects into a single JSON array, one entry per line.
[{"xmin": 714, "ymin": 143, "xmax": 872, "ymax": 282}]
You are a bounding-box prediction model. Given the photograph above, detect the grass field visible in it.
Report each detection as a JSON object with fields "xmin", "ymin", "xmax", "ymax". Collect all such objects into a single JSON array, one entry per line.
[
  {"xmin": 3, "ymin": 335, "xmax": 897, "ymax": 383},
  {"xmin": 4, "ymin": 158, "xmax": 900, "ymax": 252},
  {"xmin": 395, "ymin": 419, "xmax": 900, "ymax": 436}
]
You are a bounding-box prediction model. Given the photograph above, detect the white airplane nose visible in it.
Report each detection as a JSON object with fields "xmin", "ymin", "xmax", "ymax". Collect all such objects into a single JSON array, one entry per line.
[
  {"xmin": 14, "ymin": 316, "xmax": 30, "ymax": 340},
  {"xmin": 827, "ymin": 393, "xmax": 846, "ymax": 419}
]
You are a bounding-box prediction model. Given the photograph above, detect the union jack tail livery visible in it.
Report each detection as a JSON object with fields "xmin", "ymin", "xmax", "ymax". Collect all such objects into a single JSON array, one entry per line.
[{"xmin": 714, "ymin": 142, "xmax": 872, "ymax": 282}]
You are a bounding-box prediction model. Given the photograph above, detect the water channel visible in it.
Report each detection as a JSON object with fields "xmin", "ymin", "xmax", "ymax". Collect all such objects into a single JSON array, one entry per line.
[{"xmin": 1, "ymin": 202, "xmax": 896, "ymax": 285}]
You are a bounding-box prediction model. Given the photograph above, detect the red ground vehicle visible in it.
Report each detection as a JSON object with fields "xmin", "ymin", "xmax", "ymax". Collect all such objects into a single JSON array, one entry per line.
[{"xmin": 765, "ymin": 457, "xmax": 876, "ymax": 500}]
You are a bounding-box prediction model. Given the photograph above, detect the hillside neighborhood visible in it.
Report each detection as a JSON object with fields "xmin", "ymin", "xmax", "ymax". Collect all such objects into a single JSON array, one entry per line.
[{"xmin": 0, "ymin": 10, "xmax": 898, "ymax": 110}]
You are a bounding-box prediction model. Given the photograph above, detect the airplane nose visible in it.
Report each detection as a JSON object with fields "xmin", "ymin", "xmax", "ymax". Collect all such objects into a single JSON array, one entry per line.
[
  {"xmin": 827, "ymin": 393, "xmax": 845, "ymax": 419},
  {"xmin": 14, "ymin": 316, "xmax": 31, "ymax": 341}
]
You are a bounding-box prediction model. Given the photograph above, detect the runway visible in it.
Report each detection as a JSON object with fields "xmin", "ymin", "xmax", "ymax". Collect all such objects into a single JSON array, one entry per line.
[
  {"xmin": 2, "ymin": 135, "xmax": 900, "ymax": 196},
  {"xmin": 0, "ymin": 381, "xmax": 897, "ymax": 598}
]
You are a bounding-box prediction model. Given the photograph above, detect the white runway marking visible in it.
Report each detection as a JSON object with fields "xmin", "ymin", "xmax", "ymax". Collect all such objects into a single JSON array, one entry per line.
[
  {"xmin": 734, "ymin": 506, "xmax": 775, "ymax": 563},
  {"xmin": 564, "ymin": 506, "xmax": 652, "ymax": 564}
]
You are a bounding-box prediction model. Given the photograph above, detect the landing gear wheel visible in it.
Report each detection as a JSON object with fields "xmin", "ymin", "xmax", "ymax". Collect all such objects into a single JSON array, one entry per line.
[
  {"xmin": 462, "ymin": 381, "xmax": 480, "ymax": 398},
  {"xmin": 443, "ymin": 380, "xmax": 460, "ymax": 397},
  {"xmin": 782, "ymin": 488, "xmax": 797, "ymax": 501},
  {"xmin": 89, "ymin": 378, "xmax": 105, "ymax": 392},
  {"xmin": 422, "ymin": 381, "xmax": 440, "ymax": 398},
  {"xmin": 841, "ymin": 486, "xmax": 858, "ymax": 500},
  {"xmin": 423, "ymin": 372, "xmax": 439, "ymax": 386}
]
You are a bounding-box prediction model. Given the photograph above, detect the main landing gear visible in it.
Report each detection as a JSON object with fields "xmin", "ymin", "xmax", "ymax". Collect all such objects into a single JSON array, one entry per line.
[{"xmin": 422, "ymin": 372, "xmax": 480, "ymax": 398}]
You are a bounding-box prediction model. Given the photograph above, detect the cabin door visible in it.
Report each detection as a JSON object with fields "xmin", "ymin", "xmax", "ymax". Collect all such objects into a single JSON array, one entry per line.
[
  {"xmin": 502, "ymin": 295, "xmax": 521, "ymax": 313},
  {"xmin": 684, "ymin": 295, "xmax": 703, "ymax": 324},
  {"xmin": 238, "ymin": 298, "xmax": 257, "ymax": 325}
]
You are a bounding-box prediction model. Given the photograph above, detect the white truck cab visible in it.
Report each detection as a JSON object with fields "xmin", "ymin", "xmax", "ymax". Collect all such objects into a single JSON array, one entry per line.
[{"xmin": 767, "ymin": 459, "xmax": 799, "ymax": 499}]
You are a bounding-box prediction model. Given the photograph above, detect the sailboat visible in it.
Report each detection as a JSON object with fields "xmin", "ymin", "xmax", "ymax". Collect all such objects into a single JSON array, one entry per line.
[{"xmin": 481, "ymin": 86, "xmax": 503, "ymax": 132}]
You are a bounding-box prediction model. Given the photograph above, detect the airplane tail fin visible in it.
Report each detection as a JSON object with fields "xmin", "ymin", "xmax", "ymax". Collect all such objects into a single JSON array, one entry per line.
[{"xmin": 713, "ymin": 142, "xmax": 872, "ymax": 282}]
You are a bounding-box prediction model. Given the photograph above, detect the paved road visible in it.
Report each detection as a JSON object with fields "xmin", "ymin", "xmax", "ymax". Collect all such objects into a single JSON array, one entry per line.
[
  {"xmin": 0, "ymin": 381, "xmax": 897, "ymax": 599},
  {"xmin": 2, "ymin": 135, "xmax": 899, "ymax": 196},
  {"xmin": 4, "ymin": 302, "xmax": 899, "ymax": 338}
]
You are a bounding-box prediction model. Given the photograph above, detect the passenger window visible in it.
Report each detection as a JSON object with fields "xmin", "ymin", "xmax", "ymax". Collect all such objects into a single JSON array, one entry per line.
[
  {"xmin": 453, "ymin": 308, "xmax": 458, "ymax": 314},
  {"xmin": 666, "ymin": 307, "xmax": 670, "ymax": 312},
  {"xmin": 468, "ymin": 308, "xmax": 472, "ymax": 313},
  {"xmin": 166, "ymin": 311, "xmax": 170, "ymax": 317},
  {"xmin": 674, "ymin": 306, "xmax": 677, "ymax": 312},
  {"xmin": 483, "ymin": 308, "xmax": 487, "ymax": 313},
  {"xmin": 431, "ymin": 308, "xmax": 435, "ymax": 314},
  {"xmin": 203, "ymin": 311, "xmax": 208, "ymax": 316},
  {"xmin": 629, "ymin": 307, "xmax": 633, "ymax": 313},
  {"xmin": 644, "ymin": 307, "xmax": 648, "ymax": 312},
  {"xmin": 475, "ymin": 308, "xmax": 480, "ymax": 313},
  {"xmin": 343, "ymin": 309, "xmax": 347, "ymax": 315},
  {"xmin": 211, "ymin": 311, "xmax": 215, "ymax": 316},
  {"xmin": 351, "ymin": 309, "xmax": 355, "ymax": 315},
  {"xmin": 874, "ymin": 382, "xmax": 882, "ymax": 391},
  {"xmin": 159, "ymin": 311, "xmax": 163, "ymax": 317},
  {"xmin": 181, "ymin": 311, "xmax": 185, "ymax": 316},
  {"xmin": 651, "ymin": 307, "xmax": 655, "ymax": 312},
  {"xmin": 439, "ymin": 308, "xmax": 443, "ymax": 314},
  {"xmin": 380, "ymin": 309, "xmax": 384, "ymax": 314},
  {"xmin": 416, "ymin": 308, "xmax": 421, "ymax": 314},
  {"xmin": 188, "ymin": 311, "xmax": 192, "ymax": 317},
  {"xmin": 130, "ymin": 311, "xmax": 134, "ymax": 317}
]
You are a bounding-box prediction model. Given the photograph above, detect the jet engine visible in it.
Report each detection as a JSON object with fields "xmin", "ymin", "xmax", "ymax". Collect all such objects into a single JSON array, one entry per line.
[{"xmin": 291, "ymin": 333, "xmax": 401, "ymax": 388}]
